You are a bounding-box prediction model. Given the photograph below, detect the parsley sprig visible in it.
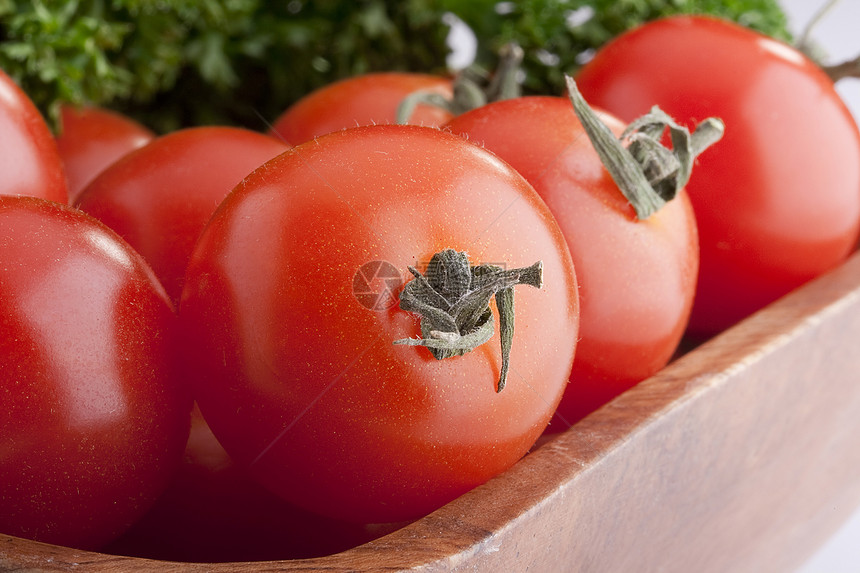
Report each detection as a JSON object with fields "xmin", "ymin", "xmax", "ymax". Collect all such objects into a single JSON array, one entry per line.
[{"xmin": 0, "ymin": 0, "xmax": 790, "ymax": 133}]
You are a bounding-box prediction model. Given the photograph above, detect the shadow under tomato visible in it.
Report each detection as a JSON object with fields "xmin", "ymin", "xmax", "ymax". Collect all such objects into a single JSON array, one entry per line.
[{"xmin": 102, "ymin": 403, "xmax": 408, "ymax": 563}]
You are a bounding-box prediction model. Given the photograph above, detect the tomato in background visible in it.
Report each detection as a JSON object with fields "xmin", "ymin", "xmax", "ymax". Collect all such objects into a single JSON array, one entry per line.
[
  {"xmin": 0, "ymin": 196, "xmax": 190, "ymax": 550},
  {"xmin": 75, "ymin": 126, "xmax": 289, "ymax": 305},
  {"xmin": 269, "ymin": 72, "xmax": 454, "ymax": 146},
  {"xmin": 73, "ymin": 126, "xmax": 289, "ymax": 552},
  {"xmin": 55, "ymin": 105, "xmax": 155, "ymax": 204},
  {"xmin": 179, "ymin": 124, "xmax": 579, "ymax": 524},
  {"xmin": 575, "ymin": 15, "xmax": 860, "ymax": 336},
  {"xmin": 445, "ymin": 96, "xmax": 699, "ymax": 428},
  {"xmin": 0, "ymin": 68, "xmax": 67, "ymax": 202}
]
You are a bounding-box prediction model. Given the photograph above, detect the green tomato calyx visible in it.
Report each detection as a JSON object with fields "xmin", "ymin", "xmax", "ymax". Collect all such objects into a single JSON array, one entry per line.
[
  {"xmin": 393, "ymin": 249, "xmax": 542, "ymax": 392},
  {"xmin": 565, "ymin": 75, "xmax": 725, "ymax": 220},
  {"xmin": 396, "ymin": 42, "xmax": 525, "ymax": 124}
]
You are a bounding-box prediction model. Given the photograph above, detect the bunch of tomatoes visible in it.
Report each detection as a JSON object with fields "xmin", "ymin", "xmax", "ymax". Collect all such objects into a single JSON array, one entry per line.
[{"xmin": 2, "ymin": 15, "xmax": 859, "ymax": 563}]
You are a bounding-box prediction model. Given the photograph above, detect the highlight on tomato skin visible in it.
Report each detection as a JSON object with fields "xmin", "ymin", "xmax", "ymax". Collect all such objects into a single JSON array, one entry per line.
[
  {"xmin": 268, "ymin": 72, "xmax": 455, "ymax": 146},
  {"xmin": 0, "ymin": 68, "xmax": 68, "ymax": 203},
  {"xmin": 178, "ymin": 123, "xmax": 580, "ymax": 525},
  {"xmin": 0, "ymin": 196, "xmax": 191, "ymax": 551},
  {"xmin": 575, "ymin": 14, "xmax": 860, "ymax": 336}
]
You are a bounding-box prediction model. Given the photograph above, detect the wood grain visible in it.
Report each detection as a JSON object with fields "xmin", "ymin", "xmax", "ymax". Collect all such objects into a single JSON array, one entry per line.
[{"xmin": 4, "ymin": 252, "xmax": 860, "ymax": 572}]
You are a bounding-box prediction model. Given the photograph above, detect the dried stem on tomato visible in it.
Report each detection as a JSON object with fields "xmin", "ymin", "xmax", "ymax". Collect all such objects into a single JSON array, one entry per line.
[
  {"xmin": 565, "ymin": 75, "xmax": 725, "ymax": 220},
  {"xmin": 394, "ymin": 249, "xmax": 542, "ymax": 392},
  {"xmin": 396, "ymin": 42, "xmax": 525, "ymax": 124}
]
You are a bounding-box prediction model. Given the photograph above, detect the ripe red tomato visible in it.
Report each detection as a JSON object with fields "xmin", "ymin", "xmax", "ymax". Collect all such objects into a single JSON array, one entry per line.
[
  {"xmin": 445, "ymin": 95, "xmax": 699, "ymax": 428},
  {"xmin": 0, "ymin": 68, "xmax": 67, "ymax": 202},
  {"xmin": 576, "ymin": 15, "xmax": 860, "ymax": 335},
  {"xmin": 75, "ymin": 126, "xmax": 288, "ymax": 305},
  {"xmin": 269, "ymin": 72, "xmax": 454, "ymax": 146},
  {"xmin": 179, "ymin": 124, "xmax": 579, "ymax": 524},
  {"xmin": 55, "ymin": 105, "xmax": 155, "ymax": 204},
  {"xmin": 0, "ymin": 196, "xmax": 190, "ymax": 550}
]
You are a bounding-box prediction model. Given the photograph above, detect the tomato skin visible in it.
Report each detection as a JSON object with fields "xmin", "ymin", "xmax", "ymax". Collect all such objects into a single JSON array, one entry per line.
[
  {"xmin": 445, "ymin": 96, "xmax": 699, "ymax": 428},
  {"xmin": 0, "ymin": 69, "xmax": 67, "ymax": 202},
  {"xmin": 180, "ymin": 124, "xmax": 579, "ymax": 524},
  {"xmin": 576, "ymin": 15, "xmax": 860, "ymax": 335},
  {"xmin": 0, "ymin": 196, "xmax": 190, "ymax": 550},
  {"xmin": 56, "ymin": 105, "xmax": 155, "ymax": 204},
  {"xmin": 75, "ymin": 126, "xmax": 288, "ymax": 305},
  {"xmin": 269, "ymin": 72, "xmax": 454, "ymax": 146}
]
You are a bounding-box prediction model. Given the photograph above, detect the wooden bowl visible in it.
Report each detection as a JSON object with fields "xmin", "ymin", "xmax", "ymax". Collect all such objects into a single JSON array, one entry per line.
[{"xmin": 4, "ymin": 251, "xmax": 860, "ymax": 572}]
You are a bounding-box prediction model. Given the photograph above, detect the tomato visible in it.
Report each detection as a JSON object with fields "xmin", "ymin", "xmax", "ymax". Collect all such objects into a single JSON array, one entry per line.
[
  {"xmin": 75, "ymin": 126, "xmax": 289, "ymax": 305},
  {"xmin": 0, "ymin": 68, "xmax": 67, "ymax": 202},
  {"xmin": 0, "ymin": 196, "xmax": 190, "ymax": 550},
  {"xmin": 445, "ymin": 95, "xmax": 699, "ymax": 428},
  {"xmin": 576, "ymin": 15, "xmax": 860, "ymax": 336},
  {"xmin": 55, "ymin": 105, "xmax": 155, "ymax": 204},
  {"xmin": 269, "ymin": 72, "xmax": 454, "ymax": 146},
  {"xmin": 179, "ymin": 124, "xmax": 579, "ymax": 524}
]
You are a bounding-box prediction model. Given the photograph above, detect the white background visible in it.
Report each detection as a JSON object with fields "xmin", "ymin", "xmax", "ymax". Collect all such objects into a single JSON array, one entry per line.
[{"xmin": 778, "ymin": 1, "xmax": 860, "ymax": 572}]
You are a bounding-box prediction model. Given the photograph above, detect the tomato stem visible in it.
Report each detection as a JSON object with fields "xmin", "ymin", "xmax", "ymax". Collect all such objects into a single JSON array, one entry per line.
[
  {"xmin": 393, "ymin": 249, "xmax": 542, "ymax": 392},
  {"xmin": 396, "ymin": 43, "xmax": 524, "ymax": 124},
  {"xmin": 796, "ymin": 0, "xmax": 840, "ymax": 57},
  {"xmin": 795, "ymin": 0, "xmax": 860, "ymax": 83},
  {"xmin": 565, "ymin": 75, "xmax": 725, "ymax": 220},
  {"xmin": 820, "ymin": 56, "xmax": 860, "ymax": 83}
]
